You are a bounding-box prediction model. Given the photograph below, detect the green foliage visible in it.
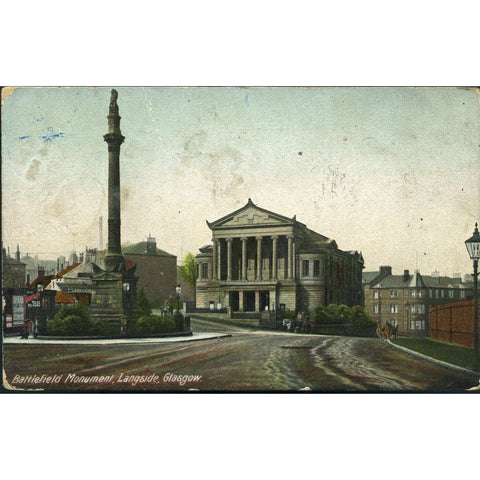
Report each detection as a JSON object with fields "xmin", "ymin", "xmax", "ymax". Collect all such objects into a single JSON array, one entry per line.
[
  {"xmin": 178, "ymin": 252, "xmax": 197, "ymax": 288},
  {"xmin": 47, "ymin": 305, "xmax": 122, "ymax": 337},
  {"xmin": 173, "ymin": 311, "xmax": 184, "ymax": 331},
  {"xmin": 128, "ymin": 315, "xmax": 177, "ymax": 336},
  {"xmin": 134, "ymin": 285, "xmax": 151, "ymax": 319},
  {"xmin": 277, "ymin": 309, "xmax": 297, "ymax": 321},
  {"xmin": 55, "ymin": 304, "xmax": 90, "ymax": 322},
  {"xmin": 47, "ymin": 305, "xmax": 96, "ymax": 336},
  {"xmin": 312, "ymin": 304, "xmax": 376, "ymax": 337},
  {"xmin": 95, "ymin": 320, "xmax": 121, "ymax": 337}
]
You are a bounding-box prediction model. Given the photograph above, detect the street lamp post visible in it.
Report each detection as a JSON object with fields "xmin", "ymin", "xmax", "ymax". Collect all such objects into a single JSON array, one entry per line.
[
  {"xmin": 465, "ymin": 222, "xmax": 480, "ymax": 372},
  {"xmin": 176, "ymin": 285, "xmax": 182, "ymax": 314}
]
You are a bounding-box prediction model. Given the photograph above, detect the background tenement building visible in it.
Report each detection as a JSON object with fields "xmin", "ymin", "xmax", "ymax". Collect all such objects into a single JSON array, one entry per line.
[
  {"xmin": 363, "ymin": 266, "xmax": 473, "ymax": 336},
  {"xmin": 122, "ymin": 235, "xmax": 177, "ymax": 304},
  {"xmin": 195, "ymin": 199, "xmax": 364, "ymax": 314}
]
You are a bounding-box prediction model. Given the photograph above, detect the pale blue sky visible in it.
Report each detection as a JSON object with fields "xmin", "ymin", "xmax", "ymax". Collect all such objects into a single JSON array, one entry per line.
[{"xmin": 2, "ymin": 86, "xmax": 479, "ymax": 276}]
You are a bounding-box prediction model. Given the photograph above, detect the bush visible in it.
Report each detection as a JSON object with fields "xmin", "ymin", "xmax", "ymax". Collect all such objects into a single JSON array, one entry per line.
[
  {"xmin": 95, "ymin": 320, "xmax": 121, "ymax": 337},
  {"xmin": 277, "ymin": 309, "xmax": 297, "ymax": 322},
  {"xmin": 128, "ymin": 314, "xmax": 178, "ymax": 336},
  {"xmin": 311, "ymin": 304, "xmax": 377, "ymax": 337},
  {"xmin": 47, "ymin": 306, "xmax": 97, "ymax": 336},
  {"xmin": 173, "ymin": 311, "xmax": 184, "ymax": 331},
  {"xmin": 134, "ymin": 286, "xmax": 152, "ymax": 319}
]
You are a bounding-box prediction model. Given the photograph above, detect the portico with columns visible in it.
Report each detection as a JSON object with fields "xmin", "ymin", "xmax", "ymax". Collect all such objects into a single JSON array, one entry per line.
[{"xmin": 196, "ymin": 199, "xmax": 364, "ymax": 315}]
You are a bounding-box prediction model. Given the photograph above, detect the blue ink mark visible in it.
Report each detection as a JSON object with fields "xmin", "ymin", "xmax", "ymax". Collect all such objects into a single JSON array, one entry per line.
[
  {"xmin": 41, "ymin": 127, "xmax": 65, "ymax": 142},
  {"xmin": 35, "ymin": 115, "xmax": 44, "ymax": 122},
  {"xmin": 19, "ymin": 135, "xmax": 30, "ymax": 140},
  {"xmin": 245, "ymin": 94, "xmax": 249, "ymax": 107},
  {"xmin": 67, "ymin": 107, "xmax": 78, "ymax": 123}
]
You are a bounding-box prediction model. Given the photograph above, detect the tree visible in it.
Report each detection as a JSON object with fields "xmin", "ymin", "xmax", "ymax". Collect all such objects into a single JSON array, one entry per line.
[
  {"xmin": 178, "ymin": 252, "xmax": 197, "ymax": 305},
  {"xmin": 134, "ymin": 285, "xmax": 151, "ymax": 320}
]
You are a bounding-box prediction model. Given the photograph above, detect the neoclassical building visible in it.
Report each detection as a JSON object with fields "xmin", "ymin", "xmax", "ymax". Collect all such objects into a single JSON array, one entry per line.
[{"xmin": 195, "ymin": 199, "xmax": 364, "ymax": 314}]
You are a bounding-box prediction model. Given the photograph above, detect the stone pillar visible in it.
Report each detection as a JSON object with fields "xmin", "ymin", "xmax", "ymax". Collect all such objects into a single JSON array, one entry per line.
[
  {"xmin": 271, "ymin": 289, "xmax": 277, "ymax": 311},
  {"xmin": 217, "ymin": 239, "xmax": 222, "ymax": 280},
  {"xmin": 212, "ymin": 239, "xmax": 217, "ymax": 281},
  {"xmin": 239, "ymin": 291, "xmax": 244, "ymax": 312},
  {"xmin": 256, "ymin": 236, "xmax": 262, "ymax": 280},
  {"xmin": 103, "ymin": 89, "xmax": 125, "ymax": 271},
  {"xmin": 227, "ymin": 238, "xmax": 233, "ymax": 281},
  {"xmin": 272, "ymin": 235, "xmax": 278, "ymax": 280},
  {"xmin": 241, "ymin": 237, "xmax": 247, "ymax": 280},
  {"xmin": 287, "ymin": 235, "xmax": 294, "ymax": 279},
  {"xmin": 255, "ymin": 290, "xmax": 260, "ymax": 312}
]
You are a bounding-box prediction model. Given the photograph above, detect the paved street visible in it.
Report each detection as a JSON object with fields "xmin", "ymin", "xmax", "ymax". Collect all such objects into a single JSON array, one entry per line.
[{"xmin": 3, "ymin": 317, "xmax": 479, "ymax": 392}]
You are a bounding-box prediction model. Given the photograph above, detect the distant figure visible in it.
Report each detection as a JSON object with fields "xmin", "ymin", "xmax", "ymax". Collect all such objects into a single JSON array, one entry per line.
[
  {"xmin": 376, "ymin": 322, "xmax": 383, "ymax": 339},
  {"xmin": 304, "ymin": 314, "xmax": 312, "ymax": 334},
  {"xmin": 22, "ymin": 320, "xmax": 32, "ymax": 339},
  {"xmin": 32, "ymin": 319, "xmax": 39, "ymax": 339}
]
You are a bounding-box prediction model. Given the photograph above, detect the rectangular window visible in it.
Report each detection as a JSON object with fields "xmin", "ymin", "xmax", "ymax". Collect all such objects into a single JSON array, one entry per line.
[
  {"xmin": 429, "ymin": 289, "xmax": 433, "ymax": 298},
  {"xmin": 390, "ymin": 304, "xmax": 398, "ymax": 313},
  {"xmin": 313, "ymin": 260, "xmax": 320, "ymax": 276},
  {"xmin": 302, "ymin": 260, "xmax": 310, "ymax": 276},
  {"xmin": 460, "ymin": 290, "xmax": 466, "ymax": 299},
  {"xmin": 374, "ymin": 304, "xmax": 380, "ymax": 314},
  {"xmin": 202, "ymin": 263, "xmax": 208, "ymax": 279},
  {"xmin": 418, "ymin": 289, "xmax": 424, "ymax": 298},
  {"xmin": 374, "ymin": 290, "xmax": 379, "ymax": 299},
  {"xmin": 390, "ymin": 290, "xmax": 398, "ymax": 298},
  {"xmin": 435, "ymin": 289, "xmax": 439, "ymax": 298},
  {"xmin": 410, "ymin": 320, "xmax": 425, "ymax": 330},
  {"xmin": 449, "ymin": 290, "xmax": 454, "ymax": 298},
  {"xmin": 411, "ymin": 289, "xmax": 416, "ymax": 298}
]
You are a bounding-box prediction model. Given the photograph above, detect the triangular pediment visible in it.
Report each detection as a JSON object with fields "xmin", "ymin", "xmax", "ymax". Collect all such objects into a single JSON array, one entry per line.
[{"xmin": 208, "ymin": 199, "xmax": 295, "ymax": 229}]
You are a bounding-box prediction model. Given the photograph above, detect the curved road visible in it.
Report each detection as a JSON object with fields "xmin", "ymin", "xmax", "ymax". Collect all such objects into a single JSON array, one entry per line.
[{"xmin": 3, "ymin": 317, "xmax": 478, "ymax": 392}]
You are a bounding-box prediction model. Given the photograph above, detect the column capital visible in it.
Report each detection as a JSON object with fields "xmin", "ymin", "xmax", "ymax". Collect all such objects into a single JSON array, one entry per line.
[
  {"xmin": 256, "ymin": 235, "xmax": 263, "ymax": 241},
  {"xmin": 271, "ymin": 235, "xmax": 279, "ymax": 240},
  {"xmin": 226, "ymin": 237, "xmax": 233, "ymax": 243},
  {"xmin": 240, "ymin": 236, "xmax": 248, "ymax": 242}
]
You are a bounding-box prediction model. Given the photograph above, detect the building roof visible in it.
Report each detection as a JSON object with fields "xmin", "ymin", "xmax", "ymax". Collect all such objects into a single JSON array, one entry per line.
[
  {"xmin": 362, "ymin": 271, "xmax": 380, "ymax": 284},
  {"xmin": 373, "ymin": 275, "xmax": 410, "ymax": 288},
  {"xmin": 55, "ymin": 291, "xmax": 75, "ymax": 304},
  {"xmin": 30, "ymin": 275, "xmax": 55, "ymax": 289},
  {"xmin": 370, "ymin": 268, "xmax": 471, "ymax": 289},
  {"xmin": 56, "ymin": 262, "xmax": 81, "ymax": 278},
  {"xmin": 122, "ymin": 242, "xmax": 175, "ymax": 257},
  {"xmin": 207, "ymin": 198, "xmax": 305, "ymax": 229}
]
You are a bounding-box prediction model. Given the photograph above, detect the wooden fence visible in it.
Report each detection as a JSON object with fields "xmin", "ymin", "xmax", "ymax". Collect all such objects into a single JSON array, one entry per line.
[{"xmin": 429, "ymin": 300, "xmax": 478, "ymax": 348}]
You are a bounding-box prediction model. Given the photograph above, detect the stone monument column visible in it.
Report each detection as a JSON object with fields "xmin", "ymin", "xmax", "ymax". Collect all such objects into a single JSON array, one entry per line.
[{"xmin": 103, "ymin": 89, "xmax": 125, "ymax": 271}]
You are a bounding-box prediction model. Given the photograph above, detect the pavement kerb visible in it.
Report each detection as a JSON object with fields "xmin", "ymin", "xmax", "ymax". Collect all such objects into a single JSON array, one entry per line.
[
  {"xmin": 387, "ymin": 339, "xmax": 480, "ymax": 379},
  {"xmin": 2, "ymin": 332, "xmax": 232, "ymax": 346}
]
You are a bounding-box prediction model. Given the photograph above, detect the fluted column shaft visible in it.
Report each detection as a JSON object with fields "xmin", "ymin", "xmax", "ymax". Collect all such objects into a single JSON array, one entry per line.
[
  {"xmin": 227, "ymin": 238, "xmax": 233, "ymax": 281},
  {"xmin": 241, "ymin": 237, "xmax": 248, "ymax": 280},
  {"xmin": 256, "ymin": 236, "xmax": 262, "ymax": 280},
  {"xmin": 211, "ymin": 239, "xmax": 217, "ymax": 281},
  {"xmin": 272, "ymin": 236, "xmax": 278, "ymax": 280},
  {"xmin": 287, "ymin": 235, "xmax": 294, "ymax": 279}
]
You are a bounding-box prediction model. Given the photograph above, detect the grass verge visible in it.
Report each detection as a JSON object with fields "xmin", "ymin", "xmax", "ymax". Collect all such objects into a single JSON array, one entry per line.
[{"xmin": 392, "ymin": 337, "xmax": 478, "ymax": 372}]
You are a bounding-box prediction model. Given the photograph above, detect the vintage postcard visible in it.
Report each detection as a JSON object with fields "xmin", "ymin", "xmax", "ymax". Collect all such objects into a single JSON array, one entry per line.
[{"xmin": 2, "ymin": 86, "xmax": 480, "ymax": 393}]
